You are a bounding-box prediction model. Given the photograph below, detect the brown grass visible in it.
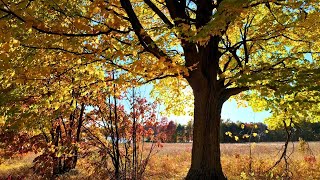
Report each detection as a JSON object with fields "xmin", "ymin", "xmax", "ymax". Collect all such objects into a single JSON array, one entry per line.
[
  {"xmin": 1, "ymin": 142, "xmax": 320, "ymax": 179},
  {"xmin": 146, "ymin": 142, "xmax": 320, "ymax": 179}
]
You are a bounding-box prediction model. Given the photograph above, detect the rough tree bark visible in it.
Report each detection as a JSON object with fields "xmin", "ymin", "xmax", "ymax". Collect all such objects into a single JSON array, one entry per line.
[
  {"xmin": 184, "ymin": 36, "xmax": 227, "ymax": 179},
  {"xmin": 186, "ymin": 81, "xmax": 226, "ymax": 179}
]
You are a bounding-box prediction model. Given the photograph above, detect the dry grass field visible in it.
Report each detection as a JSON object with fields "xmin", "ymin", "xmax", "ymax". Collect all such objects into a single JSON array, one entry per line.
[{"xmin": 1, "ymin": 142, "xmax": 320, "ymax": 179}]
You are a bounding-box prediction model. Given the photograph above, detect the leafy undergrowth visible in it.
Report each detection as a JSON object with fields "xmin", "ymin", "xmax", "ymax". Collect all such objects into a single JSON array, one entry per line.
[{"xmin": 1, "ymin": 142, "xmax": 320, "ymax": 179}]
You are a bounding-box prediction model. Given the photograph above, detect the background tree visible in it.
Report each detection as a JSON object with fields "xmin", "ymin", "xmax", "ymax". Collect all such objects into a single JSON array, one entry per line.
[
  {"xmin": 186, "ymin": 120, "xmax": 193, "ymax": 142},
  {"xmin": 165, "ymin": 120, "xmax": 177, "ymax": 143},
  {"xmin": 175, "ymin": 124, "xmax": 186, "ymax": 142},
  {"xmin": 83, "ymin": 86, "xmax": 166, "ymax": 179}
]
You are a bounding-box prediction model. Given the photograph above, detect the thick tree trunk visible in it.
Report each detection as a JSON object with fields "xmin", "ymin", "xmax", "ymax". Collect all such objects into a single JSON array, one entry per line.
[
  {"xmin": 186, "ymin": 73, "xmax": 226, "ymax": 180},
  {"xmin": 184, "ymin": 35, "xmax": 227, "ymax": 179}
]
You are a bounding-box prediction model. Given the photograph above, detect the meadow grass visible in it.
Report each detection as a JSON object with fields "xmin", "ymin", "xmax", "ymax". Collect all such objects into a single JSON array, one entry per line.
[{"xmin": 1, "ymin": 142, "xmax": 320, "ymax": 179}]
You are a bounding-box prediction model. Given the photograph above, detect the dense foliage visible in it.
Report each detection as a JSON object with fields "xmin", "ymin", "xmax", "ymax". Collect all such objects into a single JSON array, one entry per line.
[{"xmin": 1, "ymin": 0, "xmax": 320, "ymax": 178}]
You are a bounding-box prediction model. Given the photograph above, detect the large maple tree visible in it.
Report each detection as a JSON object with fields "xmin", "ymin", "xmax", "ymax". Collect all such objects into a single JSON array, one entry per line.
[{"xmin": 1, "ymin": 0, "xmax": 320, "ymax": 179}]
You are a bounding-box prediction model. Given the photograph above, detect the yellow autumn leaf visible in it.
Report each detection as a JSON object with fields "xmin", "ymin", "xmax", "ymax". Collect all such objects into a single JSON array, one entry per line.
[
  {"xmin": 225, "ymin": 131, "xmax": 232, "ymax": 137},
  {"xmin": 2, "ymin": 43, "xmax": 10, "ymax": 52},
  {"xmin": 92, "ymin": 7, "xmax": 101, "ymax": 14},
  {"xmin": 53, "ymin": 103, "xmax": 60, "ymax": 110},
  {"xmin": 243, "ymin": 134, "xmax": 250, "ymax": 139}
]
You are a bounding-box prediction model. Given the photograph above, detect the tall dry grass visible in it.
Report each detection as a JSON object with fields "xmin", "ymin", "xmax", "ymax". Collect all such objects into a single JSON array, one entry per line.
[{"xmin": 1, "ymin": 142, "xmax": 320, "ymax": 179}]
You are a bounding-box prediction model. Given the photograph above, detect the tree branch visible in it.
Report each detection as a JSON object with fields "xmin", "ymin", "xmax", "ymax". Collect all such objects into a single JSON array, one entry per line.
[
  {"xmin": 120, "ymin": 0, "xmax": 170, "ymax": 61},
  {"xmin": 165, "ymin": 0, "xmax": 189, "ymax": 26},
  {"xmin": 143, "ymin": 0, "xmax": 174, "ymax": 28},
  {"xmin": 221, "ymin": 86, "xmax": 249, "ymax": 102}
]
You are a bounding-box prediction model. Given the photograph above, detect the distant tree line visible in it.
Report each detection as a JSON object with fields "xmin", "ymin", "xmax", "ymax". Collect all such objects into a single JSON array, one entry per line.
[
  {"xmin": 159, "ymin": 120, "xmax": 193, "ymax": 143},
  {"xmin": 161, "ymin": 119, "xmax": 320, "ymax": 143}
]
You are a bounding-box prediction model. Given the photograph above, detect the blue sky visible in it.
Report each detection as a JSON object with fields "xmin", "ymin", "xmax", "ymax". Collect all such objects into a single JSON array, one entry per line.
[
  {"xmin": 221, "ymin": 99, "xmax": 271, "ymax": 123},
  {"xmin": 135, "ymin": 84, "xmax": 271, "ymax": 125},
  {"xmin": 169, "ymin": 99, "xmax": 271, "ymax": 125}
]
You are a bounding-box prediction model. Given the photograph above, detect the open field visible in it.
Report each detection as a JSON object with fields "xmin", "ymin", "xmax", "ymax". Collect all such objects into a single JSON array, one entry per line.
[{"xmin": 1, "ymin": 142, "xmax": 320, "ymax": 179}]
